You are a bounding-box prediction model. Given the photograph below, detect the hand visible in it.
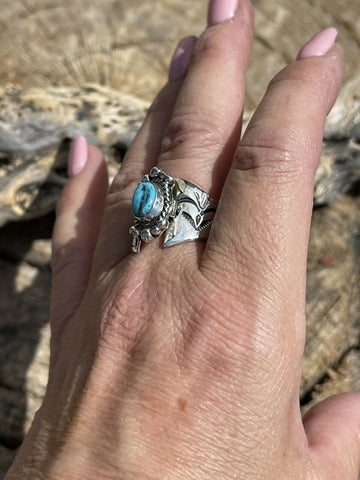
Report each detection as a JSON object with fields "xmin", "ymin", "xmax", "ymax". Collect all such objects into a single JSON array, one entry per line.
[{"xmin": 6, "ymin": 1, "xmax": 360, "ymax": 479}]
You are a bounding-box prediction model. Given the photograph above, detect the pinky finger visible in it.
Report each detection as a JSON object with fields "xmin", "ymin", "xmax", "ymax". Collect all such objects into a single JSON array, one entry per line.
[{"xmin": 51, "ymin": 136, "xmax": 108, "ymax": 341}]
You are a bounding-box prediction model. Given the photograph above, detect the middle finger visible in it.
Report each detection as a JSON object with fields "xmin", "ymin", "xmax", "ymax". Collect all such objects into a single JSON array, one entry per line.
[
  {"xmin": 96, "ymin": 0, "xmax": 254, "ymax": 269},
  {"xmin": 157, "ymin": 0, "xmax": 254, "ymax": 200}
]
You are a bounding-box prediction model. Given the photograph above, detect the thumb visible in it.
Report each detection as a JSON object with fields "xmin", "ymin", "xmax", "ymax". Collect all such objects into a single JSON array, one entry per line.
[{"xmin": 303, "ymin": 392, "xmax": 360, "ymax": 479}]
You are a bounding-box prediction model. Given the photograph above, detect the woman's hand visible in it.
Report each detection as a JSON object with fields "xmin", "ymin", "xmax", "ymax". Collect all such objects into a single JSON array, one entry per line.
[{"xmin": 6, "ymin": 1, "xmax": 360, "ymax": 479}]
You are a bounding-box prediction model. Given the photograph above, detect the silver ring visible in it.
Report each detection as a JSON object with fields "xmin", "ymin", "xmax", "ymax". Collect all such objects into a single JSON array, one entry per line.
[{"xmin": 129, "ymin": 167, "xmax": 217, "ymax": 253}]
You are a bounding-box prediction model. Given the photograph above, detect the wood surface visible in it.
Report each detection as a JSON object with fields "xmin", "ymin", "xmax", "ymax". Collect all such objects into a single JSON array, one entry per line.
[
  {"xmin": 0, "ymin": 78, "xmax": 359, "ymax": 225},
  {"xmin": 0, "ymin": 0, "xmax": 359, "ymax": 106}
]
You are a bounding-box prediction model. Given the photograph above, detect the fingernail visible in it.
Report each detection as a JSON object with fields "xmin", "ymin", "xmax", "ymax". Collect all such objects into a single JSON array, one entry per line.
[
  {"xmin": 169, "ymin": 36, "xmax": 197, "ymax": 82},
  {"xmin": 207, "ymin": 0, "xmax": 238, "ymax": 26},
  {"xmin": 68, "ymin": 136, "xmax": 88, "ymax": 177},
  {"xmin": 297, "ymin": 27, "xmax": 338, "ymax": 60}
]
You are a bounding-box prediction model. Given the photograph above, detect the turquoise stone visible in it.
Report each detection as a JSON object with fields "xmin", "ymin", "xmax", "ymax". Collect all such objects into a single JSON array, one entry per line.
[{"xmin": 132, "ymin": 182, "xmax": 157, "ymax": 218}]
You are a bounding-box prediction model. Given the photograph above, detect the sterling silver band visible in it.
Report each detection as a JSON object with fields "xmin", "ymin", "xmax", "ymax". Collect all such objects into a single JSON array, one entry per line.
[{"xmin": 129, "ymin": 167, "xmax": 217, "ymax": 253}]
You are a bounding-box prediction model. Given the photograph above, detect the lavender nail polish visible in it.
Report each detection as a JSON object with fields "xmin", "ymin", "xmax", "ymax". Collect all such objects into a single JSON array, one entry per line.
[{"xmin": 169, "ymin": 36, "xmax": 197, "ymax": 82}]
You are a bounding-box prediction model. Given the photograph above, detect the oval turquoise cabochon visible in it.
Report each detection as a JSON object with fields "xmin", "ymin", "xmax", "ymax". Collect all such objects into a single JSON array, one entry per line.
[{"xmin": 132, "ymin": 182, "xmax": 157, "ymax": 218}]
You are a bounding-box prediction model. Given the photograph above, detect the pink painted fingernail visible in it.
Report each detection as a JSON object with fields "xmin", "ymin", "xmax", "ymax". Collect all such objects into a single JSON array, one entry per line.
[
  {"xmin": 169, "ymin": 36, "xmax": 197, "ymax": 82},
  {"xmin": 207, "ymin": 0, "xmax": 238, "ymax": 26},
  {"xmin": 68, "ymin": 136, "xmax": 88, "ymax": 177},
  {"xmin": 297, "ymin": 27, "xmax": 338, "ymax": 60}
]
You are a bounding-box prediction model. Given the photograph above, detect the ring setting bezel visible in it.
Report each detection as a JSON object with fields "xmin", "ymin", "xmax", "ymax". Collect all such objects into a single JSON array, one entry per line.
[
  {"xmin": 129, "ymin": 167, "xmax": 217, "ymax": 253},
  {"xmin": 130, "ymin": 167, "xmax": 176, "ymax": 252}
]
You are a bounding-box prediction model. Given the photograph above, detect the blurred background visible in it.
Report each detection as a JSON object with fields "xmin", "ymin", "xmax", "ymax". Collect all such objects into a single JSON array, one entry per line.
[{"xmin": 0, "ymin": 0, "xmax": 359, "ymax": 476}]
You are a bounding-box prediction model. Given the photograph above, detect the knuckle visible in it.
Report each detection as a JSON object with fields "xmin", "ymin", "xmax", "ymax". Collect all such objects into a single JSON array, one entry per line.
[
  {"xmin": 233, "ymin": 143, "xmax": 305, "ymax": 181},
  {"xmin": 192, "ymin": 1, "xmax": 254, "ymax": 64},
  {"xmin": 194, "ymin": 27, "xmax": 234, "ymax": 62},
  {"xmin": 159, "ymin": 109, "xmax": 226, "ymax": 160}
]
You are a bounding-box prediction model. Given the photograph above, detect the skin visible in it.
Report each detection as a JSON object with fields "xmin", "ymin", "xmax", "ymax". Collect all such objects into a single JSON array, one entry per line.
[{"xmin": 5, "ymin": 1, "xmax": 360, "ymax": 479}]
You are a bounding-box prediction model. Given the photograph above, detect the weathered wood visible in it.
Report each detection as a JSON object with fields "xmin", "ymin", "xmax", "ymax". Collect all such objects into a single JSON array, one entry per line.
[
  {"xmin": 0, "ymin": 213, "xmax": 53, "ymax": 267},
  {"xmin": 0, "ymin": 259, "xmax": 50, "ymax": 456},
  {"xmin": 0, "ymin": 0, "xmax": 358, "ymax": 225},
  {"xmin": 302, "ymin": 348, "xmax": 360, "ymax": 416},
  {"xmin": 0, "ymin": 76, "xmax": 359, "ymax": 225},
  {"xmin": 0, "ymin": 85, "xmax": 147, "ymax": 226},
  {"xmin": 0, "ymin": 446, "xmax": 17, "ymax": 480},
  {"xmin": 0, "ymin": 0, "xmax": 206, "ymax": 100},
  {"xmin": 302, "ymin": 195, "xmax": 360, "ymax": 400},
  {"xmin": 0, "ymin": 388, "xmax": 25, "ymax": 449},
  {"xmin": 315, "ymin": 75, "xmax": 360, "ymax": 205},
  {"xmin": 0, "ymin": 0, "xmax": 359, "ymax": 106}
]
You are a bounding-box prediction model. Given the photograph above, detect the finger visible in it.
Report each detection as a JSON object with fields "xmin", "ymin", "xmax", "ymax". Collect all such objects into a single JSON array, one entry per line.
[
  {"xmin": 303, "ymin": 392, "xmax": 360, "ymax": 479},
  {"xmin": 157, "ymin": 0, "xmax": 254, "ymax": 200},
  {"xmin": 202, "ymin": 32, "xmax": 344, "ymax": 379},
  {"xmin": 51, "ymin": 137, "xmax": 108, "ymax": 338},
  {"xmin": 94, "ymin": 37, "xmax": 196, "ymax": 269}
]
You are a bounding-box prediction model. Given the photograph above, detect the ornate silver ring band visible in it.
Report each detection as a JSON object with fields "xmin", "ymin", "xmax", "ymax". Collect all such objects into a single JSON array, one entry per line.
[{"xmin": 129, "ymin": 167, "xmax": 217, "ymax": 253}]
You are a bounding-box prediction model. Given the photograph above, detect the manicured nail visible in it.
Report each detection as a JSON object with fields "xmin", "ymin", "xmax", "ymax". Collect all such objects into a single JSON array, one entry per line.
[
  {"xmin": 169, "ymin": 36, "xmax": 197, "ymax": 82},
  {"xmin": 207, "ymin": 0, "xmax": 238, "ymax": 26},
  {"xmin": 297, "ymin": 27, "xmax": 338, "ymax": 60},
  {"xmin": 68, "ymin": 136, "xmax": 87, "ymax": 177}
]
